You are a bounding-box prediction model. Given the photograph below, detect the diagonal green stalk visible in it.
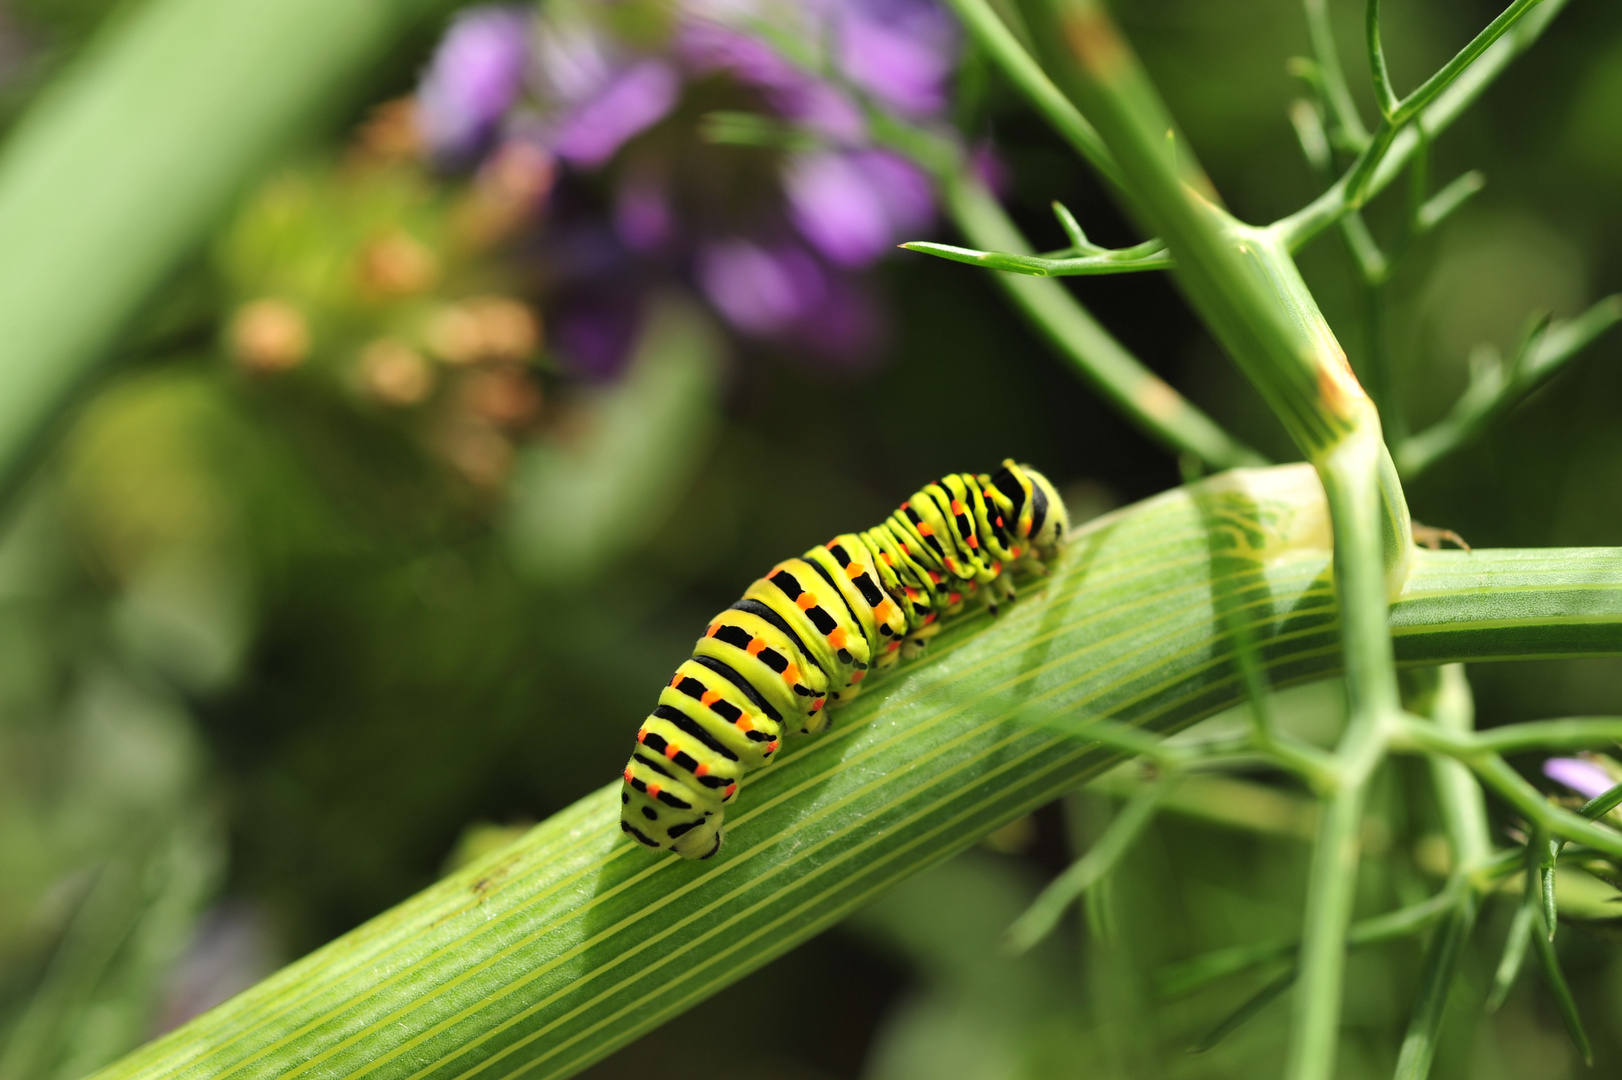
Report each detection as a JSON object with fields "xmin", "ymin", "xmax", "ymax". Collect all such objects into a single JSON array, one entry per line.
[{"xmin": 82, "ymin": 465, "xmax": 1622, "ymax": 1080}]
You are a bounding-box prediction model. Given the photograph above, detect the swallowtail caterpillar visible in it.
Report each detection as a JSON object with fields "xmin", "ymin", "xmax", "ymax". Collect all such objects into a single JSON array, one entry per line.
[{"xmin": 620, "ymin": 460, "xmax": 1069, "ymax": 859}]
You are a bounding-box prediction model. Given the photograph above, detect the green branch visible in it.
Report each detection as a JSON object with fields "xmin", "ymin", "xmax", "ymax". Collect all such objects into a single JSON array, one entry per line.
[
  {"xmin": 941, "ymin": 174, "xmax": 1265, "ymax": 470},
  {"xmin": 85, "ymin": 465, "xmax": 1622, "ymax": 1080}
]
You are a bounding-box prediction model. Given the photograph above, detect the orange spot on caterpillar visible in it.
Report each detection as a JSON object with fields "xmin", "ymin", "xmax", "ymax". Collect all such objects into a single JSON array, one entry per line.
[
  {"xmin": 737, "ymin": 715, "xmax": 754, "ymax": 732},
  {"xmin": 845, "ymin": 562, "xmax": 862, "ymax": 579},
  {"xmin": 950, "ymin": 499, "xmax": 964, "ymax": 515},
  {"xmin": 695, "ymin": 763, "xmax": 710, "ymax": 778},
  {"xmin": 924, "ymin": 613, "xmax": 937, "ymax": 625},
  {"xmin": 796, "ymin": 593, "xmax": 816, "ymax": 611},
  {"xmin": 900, "ymin": 501, "xmax": 910, "ymax": 510},
  {"xmin": 850, "ymin": 670, "xmax": 865, "ymax": 683},
  {"xmin": 724, "ymin": 783, "xmax": 737, "ymax": 798},
  {"xmin": 992, "ymin": 562, "xmax": 1002, "ymax": 575},
  {"xmin": 916, "ymin": 523, "xmax": 934, "ymax": 537},
  {"xmin": 664, "ymin": 743, "xmax": 680, "ymax": 760},
  {"xmin": 809, "ymin": 698, "xmax": 824, "ymax": 713},
  {"xmin": 637, "ymin": 730, "xmax": 648, "ymax": 744},
  {"xmin": 874, "ymin": 599, "xmax": 895, "ymax": 621},
  {"xmin": 765, "ymin": 741, "xmax": 779, "ymax": 753},
  {"xmin": 945, "ymin": 557, "xmax": 958, "ymax": 571},
  {"xmin": 706, "ymin": 623, "xmax": 720, "ymax": 637},
  {"xmin": 623, "ymin": 766, "xmax": 634, "ymax": 783},
  {"xmin": 1010, "ymin": 546, "xmax": 1022, "ymax": 558},
  {"xmin": 881, "ymin": 551, "xmax": 893, "ymax": 565},
  {"xmin": 904, "ymin": 587, "xmax": 920, "ymax": 601},
  {"xmin": 899, "ymin": 543, "xmax": 909, "ymax": 555},
  {"xmin": 701, "ymin": 689, "xmax": 722, "ymax": 706},
  {"xmin": 647, "ymin": 783, "xmax": 662, "ymax": 798},
  {"xmin": 948, "ymin": 592, "xmax": 962, "ymax": 605},
  {"xmin": 783, "ymin": 664, "xmax": 800, "ymax": 684},
  {"xmin": 670, "ymin": 673, "xmax": 682, "ymax": 688},
  {"xmin": 967, "ymin": 535, "xmax": 979, "ymax": 549},
  {"xmin": 887, "ymin": 640, "xmax": 901, "ymax": 652},
  {"xmin": 928, "ymin": 571, "xmax": 942, "ymax": 584},
  {"xmin": 1020, "ymin": 520, "xmax": 1031, "ymax": 537},
  {"xmin": 995, "ymin": 516, "xmax": 1004, "ymax": 528},
  {"xmin": 746, "ymin": 636, "xmax": 767, "ymax": 657},
  {"xmin": 827, "ymin": 628, "xmax": 848, "ymax": 649}
]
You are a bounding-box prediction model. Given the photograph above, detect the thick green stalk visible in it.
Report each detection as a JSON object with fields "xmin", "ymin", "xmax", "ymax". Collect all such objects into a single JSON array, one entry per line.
[
  {"xmin": 0, "ymin": 0, "xmax": 451, "ymax": 501},
  {"xmin": 84, "ymin": 465, "xmax": 1622, "ymax": 1080},
  {"xmin": 943, "ymin": 175, "xmax": 1265, "ymax": 470}
]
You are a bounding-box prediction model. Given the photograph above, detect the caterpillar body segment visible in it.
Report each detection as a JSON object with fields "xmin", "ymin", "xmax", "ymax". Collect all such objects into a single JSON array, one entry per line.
[{"xmin": 619, "ymin": 460, "xmax": 1069, "ymax": 859}]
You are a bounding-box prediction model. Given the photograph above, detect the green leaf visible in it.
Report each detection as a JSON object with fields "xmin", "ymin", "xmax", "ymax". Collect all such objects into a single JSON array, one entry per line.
[
  {"xmin": 1003, "ymin": 775, "xmax": 1167, "ymax": 953},
  {"xmin": 88, "ymin": 465, "xmax": 1622, "ymax": 1080},
  {"xmin": 1485, "ymin": 890, "xmax": 1535, "ymax": 1012},
  {"xmin": 0, "ymin": 0, "xmax": 450, "ymax": 500},
  {"xmin": 1391, "ymin": 895, "xmax": 1478, "ymax": 1080},
  {"xmin": 1531, "ymin": 905, "xmax": 1593, "ymax": 1065},
  {"xmin": 900, "ymin": 238, "xmax": 1171, "ymax": 277},
  {"xmin": 1188, "ymin": 966, "xmax": 1296, "ymax": 1054}
]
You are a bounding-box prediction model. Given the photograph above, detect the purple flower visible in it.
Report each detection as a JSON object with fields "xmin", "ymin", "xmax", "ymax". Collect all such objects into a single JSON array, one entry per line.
[
  {"xmin": 676, "ymin": 19, "xmax": 865, "ymax": 142},
  {"xmin": 418, "ymin": 6, "xmax": 533, "ymax": 162},
  {"xmin": 552, "ymin": 290, "xmax": 644, "ymax": 381},
  {"xmin": 1544, "ymin": 757, "xmax": 1617, "ymax": 800},
  {"xmin": 697, "ymin": 239, "xmax": 885, "ymax": 362},
  {"xmin": 614, "ymin": 178, "xmax": 675, "ymax": 253},
  {"xmin": 835, "ymin": 0, "xmax": 958, "ymax": 117},
  {"xmin": 551, "ymin": 60, "xmax": 680, "ymax": 168},
  {"xmin": 786, "ymin": 149, "xmax": 934, "ymax": 267},
  {"xmin": 698, "ymin": 240, "xmax": 828, "ymax": 334}
]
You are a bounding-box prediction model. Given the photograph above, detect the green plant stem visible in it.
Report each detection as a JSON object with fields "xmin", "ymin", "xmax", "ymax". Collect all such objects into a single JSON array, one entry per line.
[
  {"xmin": 942, "ymin": 0, "xmax": 1122, "ymax": 189},
  {"xmin": 942, "ymin": 174, "xmax": 1265, "ymax": 470},
  {"xmin": 0, "ymin": 0, "xmax": 451, "ymax": 503},
  {"xmin": 1274, "ymin": 0, "xmax": 1569, "ymax": 249},
  {"xmin": 82, "ymin": 465, "xmax": 1622, "ymax": 1080},
  {"xmin": 1365, "ymin": 0, "xmax": 1399, "ymax": 117},
  {"xmin": 1005, "ymin": 776, "xmax": 1169, "ymax": 952},
  {"xmin": 1302, "ymin": 0, "xmax": 1370, "ymax": 146}
]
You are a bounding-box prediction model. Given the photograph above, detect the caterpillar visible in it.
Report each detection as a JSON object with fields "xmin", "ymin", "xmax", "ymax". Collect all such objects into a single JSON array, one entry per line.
[{"xmin": 619, "ymin": 460, "xmax": 1069, "ymax": 859}]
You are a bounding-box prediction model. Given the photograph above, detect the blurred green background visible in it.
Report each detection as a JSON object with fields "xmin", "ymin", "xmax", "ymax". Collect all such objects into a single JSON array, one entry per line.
[{"xmin": 1, "ymin": 0, "xmax": 1622, "ymax": 1078}]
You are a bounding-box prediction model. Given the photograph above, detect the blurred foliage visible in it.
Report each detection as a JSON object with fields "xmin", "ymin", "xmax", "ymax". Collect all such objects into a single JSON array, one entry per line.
[{"xmin": 1, "ymin": 0, "xmax": 1622, "ymax": 1077}]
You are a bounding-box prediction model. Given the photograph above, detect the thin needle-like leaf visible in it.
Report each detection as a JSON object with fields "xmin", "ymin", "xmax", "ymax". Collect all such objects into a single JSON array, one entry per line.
[
  {"xmin": 1485, "ymin": 890, "xmax": 1535, "ymax": 1012},
  {"xmin": 1391, "ymin": 896, "xmax": 1478, "ymax": 1080},
  {"xmin": 1189, "ymin": 966, "xmax": 1297, "ymax": 1054},
  {"xmin": 1531, "ymin": 905, "xmax": 1593, "ymax": 1065},
  {"xmin": 1004, "ymin": 777, "xmax": 1169, "ymax": 953}
]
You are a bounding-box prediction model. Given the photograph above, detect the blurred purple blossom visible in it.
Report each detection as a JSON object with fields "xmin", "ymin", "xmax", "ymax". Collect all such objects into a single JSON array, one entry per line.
[
  {"xmin": 552, "ymin": 290, "xmax": 644, "ymax": 381},
  {"xmin": 418, "ymin": 6, "xmax": 532, "ymax": 162},
  {"xmin": 786, "ymin": 149, "xmax": 933, "ymax": 267},
  {"xmin": 614, "ymin": 178, "xmax": 675, "ymax": 253},
  {"xmin": 551, "ymin": 60, "xmax": 680, "ymax": 167},
  {"xmin": 677, "ymin": 20, "xmax": 866, "ymax": 142},
  {"xmin": 698, "ymin": 239, "xmax": 884, "ymax": 361},
  {"xmin": 835, "ymin": 0, "xmax": 959, "ymax": 116},
  {"xmin": 698, "ymin": 241, "xmax": 827, "ymax": 334},
  {"xmin": 1544, "ymin": 757, "xmax": 1617, "ymax": 800}
]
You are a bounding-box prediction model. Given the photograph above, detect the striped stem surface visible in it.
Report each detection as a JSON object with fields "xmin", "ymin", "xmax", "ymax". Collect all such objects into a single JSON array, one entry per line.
[{"xmin": 94, "ymin": 464, "xmax": 1622, "ymax": 1080}]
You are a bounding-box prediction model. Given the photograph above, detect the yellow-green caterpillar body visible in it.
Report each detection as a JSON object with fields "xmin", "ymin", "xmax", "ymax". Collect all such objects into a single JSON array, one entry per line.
[{"xmin": 620, "ymin": 460, "xmax": 1069, "ymax": 858}]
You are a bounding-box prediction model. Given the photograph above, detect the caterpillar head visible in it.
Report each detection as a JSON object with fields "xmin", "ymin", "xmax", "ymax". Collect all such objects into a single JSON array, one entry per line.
[
  {"xmin": 1021, "ymin": 465, "xmax": 1069, "ymax": 558},
  {"xmin": 988, "ymin": 460, "xmax": 1068, "ymax": 559}
]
